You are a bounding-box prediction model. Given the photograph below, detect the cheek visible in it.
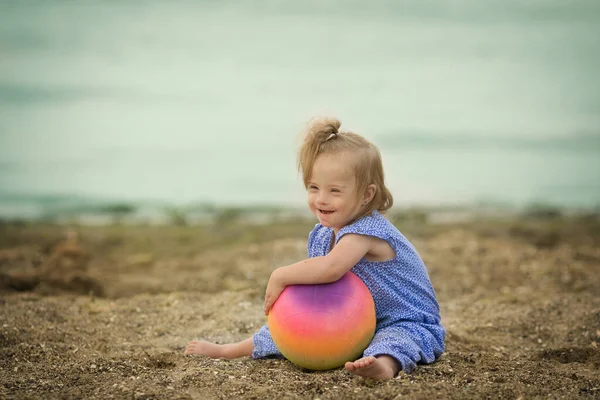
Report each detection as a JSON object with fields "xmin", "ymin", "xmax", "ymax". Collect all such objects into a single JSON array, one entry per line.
[{"xmin": 341, "ymin": 197, "xmax": 358, "ymax": 210}]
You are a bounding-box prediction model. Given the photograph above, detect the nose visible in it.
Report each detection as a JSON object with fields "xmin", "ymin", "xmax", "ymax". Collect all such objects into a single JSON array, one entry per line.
[{"xmin": 316, "ymin": 192, "xmax": 329, "ymax": 206}]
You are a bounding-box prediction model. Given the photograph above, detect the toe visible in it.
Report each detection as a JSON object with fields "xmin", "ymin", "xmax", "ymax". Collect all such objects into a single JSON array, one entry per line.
[{"xmin": 184, "ymin": 345, "xmax": 195, "ymax": 354}]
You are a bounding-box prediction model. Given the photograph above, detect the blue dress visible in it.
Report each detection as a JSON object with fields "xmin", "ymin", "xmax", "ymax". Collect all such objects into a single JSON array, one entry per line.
[{"xmin": 252, "ymin": 210, "xmax": 446, "ymax": 373}]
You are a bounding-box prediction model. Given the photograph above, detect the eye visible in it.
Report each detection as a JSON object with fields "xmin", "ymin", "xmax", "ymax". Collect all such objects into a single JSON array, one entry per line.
[
  {"xmin": 308, "ymin": 185, "xmax": 318, "ymax": 190},
  {"xmin": 331, "ymin": 188, "xmax": 340, "ymax": 193}
]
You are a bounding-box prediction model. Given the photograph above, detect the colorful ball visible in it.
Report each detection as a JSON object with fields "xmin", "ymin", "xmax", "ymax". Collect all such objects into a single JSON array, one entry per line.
[{"xmin": 268, "ymin": 271, "xmax": 376, "ymax": 370}]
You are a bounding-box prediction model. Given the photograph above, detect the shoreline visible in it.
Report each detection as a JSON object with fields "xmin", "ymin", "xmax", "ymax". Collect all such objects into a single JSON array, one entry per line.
[
  {"xmin": 1, "ymin": 201, "xmax": 598, "ymax": 226},
  {"xmin": 1, "ymin": 188, "xmax": 598, "ymax": 226}
]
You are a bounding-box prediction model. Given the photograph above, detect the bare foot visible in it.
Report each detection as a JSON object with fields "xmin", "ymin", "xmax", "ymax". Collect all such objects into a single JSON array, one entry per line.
[
  {"xmin": 344, "ymin": 355, "xmax": 399, "ymax": 380},
  {"xmin": 184, "ymin": 340, "xmax": 225, "ymax": 358}
]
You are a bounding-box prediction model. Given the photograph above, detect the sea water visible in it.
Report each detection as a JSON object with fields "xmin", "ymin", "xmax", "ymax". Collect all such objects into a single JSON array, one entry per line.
[{"xmin": 1, "ymin": 0, "xmax": 599, "ymax": 218}]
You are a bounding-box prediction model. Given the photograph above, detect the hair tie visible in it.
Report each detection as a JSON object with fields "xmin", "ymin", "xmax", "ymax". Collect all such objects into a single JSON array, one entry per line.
[{"xmin": 326, "ymin": 133, "xmax": 337, "ymax": 141}]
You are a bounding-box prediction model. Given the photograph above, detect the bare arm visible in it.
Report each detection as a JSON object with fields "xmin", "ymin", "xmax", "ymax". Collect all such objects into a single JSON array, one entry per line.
[{"xmin": 264, "ymin": 233, "xmax": 373, "ymax": 314}]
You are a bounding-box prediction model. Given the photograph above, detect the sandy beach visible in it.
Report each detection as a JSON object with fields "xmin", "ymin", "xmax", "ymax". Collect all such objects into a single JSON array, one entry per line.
[{"xmin": 1, "ymin": 210, "xmax": 599, "ymax": 399}]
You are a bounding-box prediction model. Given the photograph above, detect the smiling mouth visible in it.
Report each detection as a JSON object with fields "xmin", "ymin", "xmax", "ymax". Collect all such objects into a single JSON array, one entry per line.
[{"xmin": 319, "ymin": 209, "xmax": 334, "ymax": 215}]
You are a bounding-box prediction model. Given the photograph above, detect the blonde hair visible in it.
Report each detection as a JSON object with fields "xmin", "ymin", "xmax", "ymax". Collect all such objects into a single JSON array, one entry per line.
[{"xmin": 297, "ymin": 117, "xmax": 393, "ymax": 219}]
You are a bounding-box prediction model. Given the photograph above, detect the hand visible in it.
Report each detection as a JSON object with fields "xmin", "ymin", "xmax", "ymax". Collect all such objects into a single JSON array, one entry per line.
[{"xmin": 264, "ymin": 269, "xmax": 286, "ymax": 315}]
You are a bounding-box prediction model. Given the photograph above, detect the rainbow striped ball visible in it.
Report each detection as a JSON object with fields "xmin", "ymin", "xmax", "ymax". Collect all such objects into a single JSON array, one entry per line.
[{"xmin": 268, "ymin": 272, "xmax": 376, "ymax": 370}]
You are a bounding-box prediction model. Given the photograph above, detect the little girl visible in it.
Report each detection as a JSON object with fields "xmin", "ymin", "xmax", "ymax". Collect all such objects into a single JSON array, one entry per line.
[{"xmin": 185, "ymin": 117, "xmax": 445, "ymax": 379}]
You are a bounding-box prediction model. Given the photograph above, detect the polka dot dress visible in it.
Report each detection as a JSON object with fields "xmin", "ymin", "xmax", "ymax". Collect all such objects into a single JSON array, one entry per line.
[{"xmin": 252, "ymin": 211, "xmax": 446, "ymax": 373}]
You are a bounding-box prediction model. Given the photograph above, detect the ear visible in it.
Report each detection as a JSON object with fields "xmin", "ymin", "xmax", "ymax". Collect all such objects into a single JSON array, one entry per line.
[{"xmin": 362, "ymin": 184, "xmax": 377, "ymax": 205}]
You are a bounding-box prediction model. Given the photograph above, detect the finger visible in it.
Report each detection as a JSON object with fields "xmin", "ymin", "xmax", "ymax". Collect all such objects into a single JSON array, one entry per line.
[{"xmin": 264, "ymin": 297, "xmax": 270, "ymax": 315}]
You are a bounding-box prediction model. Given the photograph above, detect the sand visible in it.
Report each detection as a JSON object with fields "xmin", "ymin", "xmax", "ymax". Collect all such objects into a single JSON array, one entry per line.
[{"xmin": 1, "ymin": 212, "xmax": 599, "ymax": 399}]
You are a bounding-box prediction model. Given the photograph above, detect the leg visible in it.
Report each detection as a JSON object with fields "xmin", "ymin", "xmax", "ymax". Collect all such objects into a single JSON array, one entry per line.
[
  {"xmin": 346, "ymin": 323, "xmax": 445, "ymax": 378},
  {"xmin": 185, "ymin": 337, "xmax": 253, "ymax": 359},
  {"xmin": 344, "ymin": 355, "xmax": 399, "ymax": 379},
  {"xmin": 185, "ymin": 325, "xmax": 284, "ymax": 360},
  {"xmin": 249, "ymin": 325, "xmax": 284, "ymax": 359}
]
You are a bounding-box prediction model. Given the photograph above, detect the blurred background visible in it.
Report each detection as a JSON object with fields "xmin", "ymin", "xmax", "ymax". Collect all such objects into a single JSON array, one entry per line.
[{"xmin": 1, "ymin": 0, "xmax": 599, "ymax": 222}]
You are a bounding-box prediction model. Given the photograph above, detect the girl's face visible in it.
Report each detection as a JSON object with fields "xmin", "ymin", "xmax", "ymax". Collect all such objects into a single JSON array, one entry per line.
[{"xmin": 307, "ymin": 152, "xmax": 372, "ymax": 234}]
